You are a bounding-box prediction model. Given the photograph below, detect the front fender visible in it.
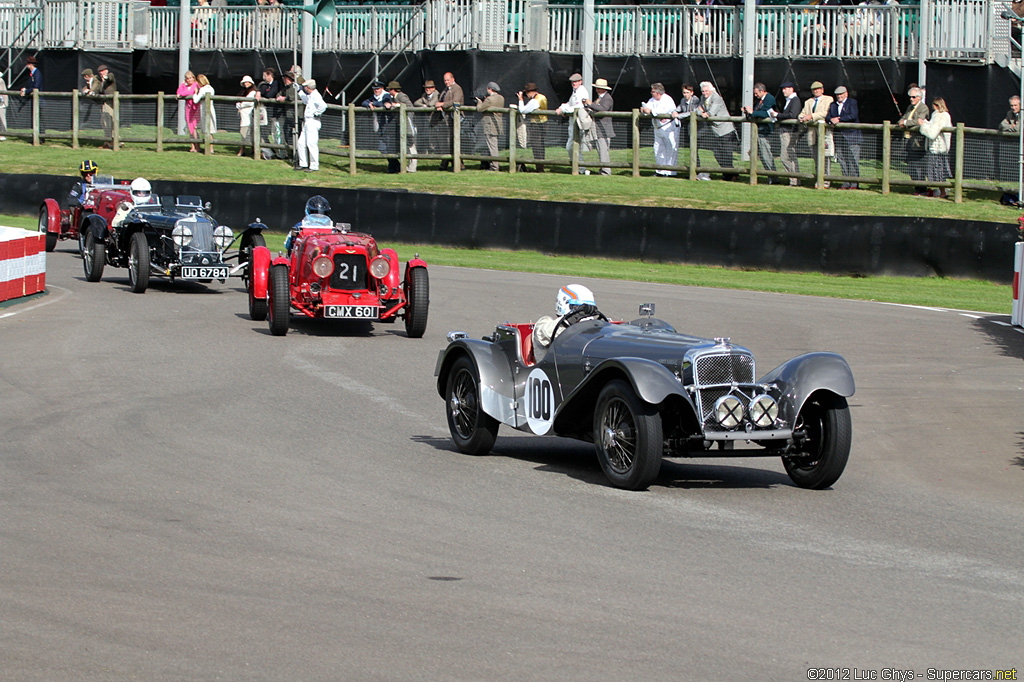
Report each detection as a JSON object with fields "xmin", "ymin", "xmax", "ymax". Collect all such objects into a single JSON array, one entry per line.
[
  {"xmin": 435, "ymin": 339, "xmax": 516, "ymax": 427},
  {"xmin": 758, "ymin": 352, "xmax": 855, "ymax": 425},
  {"xmin": 381, "ymin": 247, "xmax": 402, "ymax": 293},
  {"xmin": 251, "ymin": 245, "xmax": 272, "ymax": 299},
  {"xmin": 553, "ymin": 357, "xmax": 699, "ymax": 435},
  {"xmin": 82, "ymin": 213, "xmax": 110, "ymax": 243},
  {"xmin": 40, "ymin": 199, "xmax": 61, "ymax": 234}
]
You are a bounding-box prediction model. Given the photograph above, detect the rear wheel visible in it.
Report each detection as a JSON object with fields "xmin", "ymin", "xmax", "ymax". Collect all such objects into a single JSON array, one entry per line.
[
  {"xmin": 82, "ymin": 232, "xmax": 105, "ymax": 282},
  {"xmin": 267, "ymin": 264, "xmax": 290, "ymax": 336},
  {"xmin": 445, "ymin": 355, "xmax": 499, "ymax": 455},
  {"xmin": 593, "ymin": 380, "xmax": 663, "ymax": 490},
  {"xmin": 782, "ymin": 395, "xmax": 852, "ymax": 490},
  {"xmin": 404, "ymin": 267, "xmax": 429, "ymax": 338},
  {"xmin": 38, "ymin": 205, "xmax": 58, "ymax": 252},
  {"xmin": 128, "ymin": 232, "xmax": 150, "ymax": 293}
]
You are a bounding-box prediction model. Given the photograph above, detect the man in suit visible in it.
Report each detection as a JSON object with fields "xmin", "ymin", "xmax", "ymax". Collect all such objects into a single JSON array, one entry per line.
[
  {"xmin": 741, "ymin": 81, "xmax": 777, "ymax": 181},
  {"xmin": 436, "ymin": 72, "xmax": 464, "ymax": 171},
  {"xmin": 413, "ymin": 79, "xmax": 441, "ymax": 157},
  {"xmin": 93, "ymin": 65, "xmax": 117, "ymax": 147},
  {"xmin": 474, "ymin": 82, "xmax": 505, "ymax": 171},
  {"xmin": 828, "ymin": 85, "xmax": 862, "ymax": 189},
  {"xmin": 897, "ymin": 86, "xmax": 930, "ymax": 195},
  {"xmin": 697, "ymin": 80, "xmax": 736, "ymax": 181},
  {"xmin": 583, "ymin": 78, "xmax": 615, "ymax": 175},
  {"xmin": 774, "ymin": 81, "xmax": 803, "ymax": 185},
  {"xmin": 516, "ymin": 82, "xmax": 548, "ymax": 172},
  {"xmin": 555, "ymin": 73, "xmax": 591, "ymax": 166},
  {"xmin": 798, "ymin": 80, "xmax": 834, "ymax": 188}
]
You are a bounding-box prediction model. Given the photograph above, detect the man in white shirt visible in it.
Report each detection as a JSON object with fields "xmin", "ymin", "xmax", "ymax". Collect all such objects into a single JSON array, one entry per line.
[
  {"xmin": 555, "ymin": 73, "xmax": 590, "ymax": 165},
  {"xmin": 297, "ymin": 79, "xmax": 327, "ymax": 172},
  {"xmin": 641, "ymin": 82, "xmax": 678, "ymax": 176}
]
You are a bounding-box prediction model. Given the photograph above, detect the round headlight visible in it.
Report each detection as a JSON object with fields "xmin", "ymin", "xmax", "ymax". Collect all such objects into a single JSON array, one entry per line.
[
  {"xmin": 369, "ymin": 255, "xmax": 390, "ymax": 279},
  {"xmin": 749, "ymin": 394, "xmax": 779, "ymax": 428},
  {"xmin": 172, "ymin": 225, "xmax": 193, "ymax": 247},
  {"xmin": 213, "ymin": 225, "xmax": 233, "ymax": 249},
  {"xmin": 311, "ymin": 255, "xmax": 334, "ymax": 278},
  {"xmin": 714, "ymin": 395, "xmax": 744, "ymax": 429}
]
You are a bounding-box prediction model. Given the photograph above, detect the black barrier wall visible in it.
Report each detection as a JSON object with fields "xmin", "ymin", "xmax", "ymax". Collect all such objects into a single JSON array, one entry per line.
[{"xmin": 2, "ymin": 173, "xmax": 1017, "ymax": 283}]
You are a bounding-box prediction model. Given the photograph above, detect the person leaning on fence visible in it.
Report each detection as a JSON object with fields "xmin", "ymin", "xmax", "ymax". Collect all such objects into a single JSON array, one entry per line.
[
  {"xmin": 386, "ymin": 80, "xmax": 417, "ymax": 173},
  {"xmin": 515, "ymin": 82, "xmax": 548, "ymax": 173},
  {"xmin": 413, "ymin": 79, "xmax": 440, "ymax": 157},
  {"xmin": 20, "ymin": 56, "xmax": 42, "ymax": 97},
  {"xmin": 773, "ymin": 81, "xmax": 802, "ymax": 185},
  {"xmin": 897, "ymin": 86, "xmax": 930, "ymax": 195},
  {"xmin": 296, "ymin": 79, "xmax": 326, "ymax": 172},
  {"xmin": 642, "ymin": 82, "xmax": 678, "ymax": 177},
  {"xmin": 828, "ymin": 85, "xmax": 861, "ymax": 190},
  {"xmin": 277, "ymin": 71, "xmax": 299, "ymax": 156},
  {"xmin": 583, "ymin": 78, "xmax": 614, "ymax": 176},
  {"xmin": 672, "ymin": 83, "xmax": 701, "ymax": 151},
  {"xmin": 194, "ymin": 74, "xmax": 217, "ymax": 145},
  {"xmin": 917, "ymin": 97, "xmax": 952, "ymax": 200},
  {"xmin": 474, "ymin": 82, "xmax": 505, "ymax": 172},
  {"xmin": 996, "ymin": 95, "xmax": 1020, "ymax": 181},
  {"xmin": 1000, "ymin": 96, "xmax": 1020, "ymax": 133},
  {"xmin": 436, "ymin": 72, "xmax": 464, "ymax": 171},
  {"xmin": 362, "ymin": 79, "xmax": 398, "ymax": 173},
  {"xmin": 257, "ymin": 68, "xmax": 284, "ymax": 159},
  {"xmin": 741, "ymin": 82, "xmax": 777, "ymax": 182},
  {"xmin": 697, "ymin": 81, "xmax": 737, "ymax": 181},
  {"xmin": 798, "ymin": 80, "xmax": 834, "ymax": 188},
  {"xmin": 555, "ymin": 73, "xmax": 591, "ymax": 166}
]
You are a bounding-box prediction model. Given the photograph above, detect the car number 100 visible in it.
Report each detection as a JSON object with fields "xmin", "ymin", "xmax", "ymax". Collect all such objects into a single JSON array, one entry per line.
[
  {"xmin": 525, "ymin": 368, "xmax": 555, "ymax": 435},
  {"xmin": 324, "ymin": 305, "xmax": 378, "ymax": 319}
]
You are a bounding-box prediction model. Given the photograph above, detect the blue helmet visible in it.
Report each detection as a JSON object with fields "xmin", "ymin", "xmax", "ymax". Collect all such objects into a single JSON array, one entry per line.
[{"xmin": 305, "ymin": 195, "xmax": 331, "ymax": 216}]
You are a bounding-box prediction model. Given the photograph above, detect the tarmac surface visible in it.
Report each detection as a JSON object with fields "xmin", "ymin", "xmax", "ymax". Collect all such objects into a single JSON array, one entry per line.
[{"xmin": 2, "ymin": 243, "xmax": 1022, "ymax": 680}]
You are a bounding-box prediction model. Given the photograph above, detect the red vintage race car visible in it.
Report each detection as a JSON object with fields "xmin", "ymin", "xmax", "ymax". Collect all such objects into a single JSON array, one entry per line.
[
  {"xmin": 37, "ymin": 174, "xmax": 132, "ymax": 253},
  {"xmin": 247, "ymin": 214, "xmax": 429, "ymax": 337}
]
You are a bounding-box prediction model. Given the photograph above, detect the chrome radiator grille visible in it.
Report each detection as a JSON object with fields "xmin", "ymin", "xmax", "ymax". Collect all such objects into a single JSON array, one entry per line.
[
  {"xmin": 179, "ymin": 217, "xmax": 215, "ymax": 253},
  {"xmin": 693, "ymin": 351, "xmax": 755, "ymax": 424}
]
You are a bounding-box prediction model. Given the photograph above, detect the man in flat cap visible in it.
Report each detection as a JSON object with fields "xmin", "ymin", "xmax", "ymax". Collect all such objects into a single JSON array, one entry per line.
[
  {"xmin": 361, "ymin": 79, "xmax": 397, "ymax": 172},
  {"xmin": 475, "ymin": 81, "xmax": 505, "ymax": 171},
  {"xmin": 774, "ymin": 81, "xmax": 802, "ymax": 185},
  {"xmin": 798, "ymin": 80, "xmax": 834, "ymax": 188},
  {"xmin": 828, "ymin": 85, "xmax": 861, "ymax": 189},
  {"xmin": 278, "ymin": 70, "xmax": 299, "ymax": 157},
  {"xmin": 555, "ymin": 72, "xmax": 590, "ymax": 167},
  {"xmin": 413, "ymin": 79, "xmax": 440, "ymax": 158},
  {"xmin": 92, "ymin": 64, "xmax": 117, "ymax": 147}
]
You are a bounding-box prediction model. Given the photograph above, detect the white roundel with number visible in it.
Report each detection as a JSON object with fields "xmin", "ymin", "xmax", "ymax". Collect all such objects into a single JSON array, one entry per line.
[{"xmin": 525, "ymin": 368, "xmax": 555, "ymax": 435}]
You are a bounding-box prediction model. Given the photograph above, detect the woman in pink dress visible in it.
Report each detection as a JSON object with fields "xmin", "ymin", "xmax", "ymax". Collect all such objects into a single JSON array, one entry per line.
[{"xmin": 177, "ymin": 71, "xmax": 200, "ymax": 152}]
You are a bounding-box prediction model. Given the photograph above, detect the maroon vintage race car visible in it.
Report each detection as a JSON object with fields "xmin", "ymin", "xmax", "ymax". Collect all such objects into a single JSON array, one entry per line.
[
  {"xmin": 38, "ymin": 174, "xmax": 132, "ymax": 253},
  {"xmin": 247, "ymin": 214, "xmax": 429, "ymax": 337}
]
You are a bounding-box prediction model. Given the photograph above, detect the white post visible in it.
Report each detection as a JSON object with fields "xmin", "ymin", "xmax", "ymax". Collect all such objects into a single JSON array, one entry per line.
[
  {"xmin": 301, "ymin": 12, "xmax": 313, "ymax": 84},
  {"xmin": 740, "ymin": 0, "xmax": 756, "ymax": 161},
  {"xmin": 582, "ymin": 0, "xmax": 595, "ymax": 89},
  {"xmin": 178, "ymin": 0, "xmax": 191, "ymax": 135}
]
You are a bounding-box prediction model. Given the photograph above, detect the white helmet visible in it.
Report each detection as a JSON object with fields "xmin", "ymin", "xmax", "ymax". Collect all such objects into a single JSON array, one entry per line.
[
  {"xmin": 130, "ymin": 177, "xmax": 152, "ymax": 204},
  {"xmin": 555, "ymin": 284, "xmax": 596, "ymax": 317}
]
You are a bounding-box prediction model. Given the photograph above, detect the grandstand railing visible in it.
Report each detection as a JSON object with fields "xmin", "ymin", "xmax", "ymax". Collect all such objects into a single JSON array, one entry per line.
[
  {"xmin": 2, "ymin": 87, "xmax": 1016, "ymax": 204},
  {"xmin": 0, "ymin": 0, "xmax": 999, "ymax": 61}
]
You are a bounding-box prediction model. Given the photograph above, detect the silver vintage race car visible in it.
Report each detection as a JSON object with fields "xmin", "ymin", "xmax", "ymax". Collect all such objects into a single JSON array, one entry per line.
[{"xmin": 435, "ymin": 303, "xmax": 855, "ymax": 491}]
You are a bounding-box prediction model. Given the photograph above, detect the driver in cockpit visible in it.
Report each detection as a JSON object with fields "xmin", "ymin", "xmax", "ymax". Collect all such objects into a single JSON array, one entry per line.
[
  {"xmin": 286, "ymin": 194, "xmax": 331, "ymax": 255},
  {"xmin": 532, "ymin": 284, "xmax": 602, "ymax": 360}
]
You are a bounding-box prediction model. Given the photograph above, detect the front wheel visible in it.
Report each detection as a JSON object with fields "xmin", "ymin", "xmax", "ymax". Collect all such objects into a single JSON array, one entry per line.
[
  {"xmin": 128, "ymin": 232, "xmax": 150, "ymax": 294},
  {"xmin": 593, "ymin": 380, "xmax": 663, "ymax": 490},
  {"xmin": 782, "ymin": 394, "xmax": 852, "ymax": 490},
  {"xmin": 240, "ymin": 233, "xmax": 266, "ymax": 269},
  {"xmin": 38, "ymin": 205, "xmax": 58, "ymax": 252},
  {"xmin": 404, "ymin": 267, "xmax": 429, "ymax": 338},
  {"xmin": 82, "ymin": 232, "xmax": 106, "ymax": 282},
  {"xmin": 445, "ymin": 355, "xmax": 499, "ymax": 455},
  {"xmin": 267, "ymin": 263, "xmax": 290, "ymax": 336}
]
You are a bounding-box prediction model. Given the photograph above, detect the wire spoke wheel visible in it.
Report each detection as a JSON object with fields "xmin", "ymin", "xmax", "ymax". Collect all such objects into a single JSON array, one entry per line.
[{"xmin": 594, "ymin": 380, "xmax": 662, "ymax": 491}]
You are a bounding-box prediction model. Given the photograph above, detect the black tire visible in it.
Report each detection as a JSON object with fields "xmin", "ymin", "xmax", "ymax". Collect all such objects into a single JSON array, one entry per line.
[
  {"xmin": 38, "ymin": 205, "xmax": 58, "ymax": 252},
  {"xmin": 782, "ymin": 394, "xmax": 852, "ymax": 490},
  {"xmin": 445, "ymin": 355, "xmax": 499, "ymax": 455},
  {"xmin": 77, "ymin": 214, "xmax": 91, "ymax": 257},
  {"xmin": 404, "ymin": 267, "xmax": 429, "ymax": 338},
  {"xmin": 128, "ymin": 232, "xmax": 150, "ymax": 294},
  {"xmin": 593, "ymin": 379, "xmax": 663, "ymax": 490},
  {"xmin": 267, "ymin": 264, "xmax": 290, "ymax": 336},
  {"xmin": 82, "ymin": 232, "xmax": 105, "ymax": 282},
  {"xmin": 241, "ymin": 233, "xmax": 266, "ymax": 267}
]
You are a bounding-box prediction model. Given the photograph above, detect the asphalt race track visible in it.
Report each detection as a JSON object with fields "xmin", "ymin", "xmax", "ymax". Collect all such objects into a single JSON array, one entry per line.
[{"xmin": 2, "ymin": 243, "xmax": 1022, "ymax": 681}]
